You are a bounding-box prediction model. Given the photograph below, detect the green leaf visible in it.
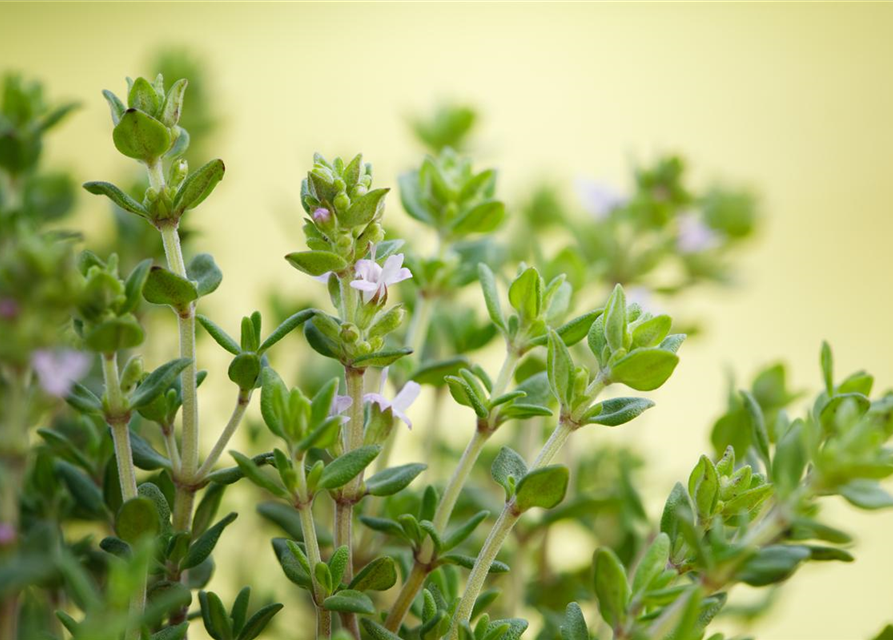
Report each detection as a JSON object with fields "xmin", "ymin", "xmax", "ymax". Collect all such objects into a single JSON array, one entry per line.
[
  {"xmin": 660, "ymin": 482, "xmax": 692, "ymax": 547},
  {"xmin": 342, "ymin": 188, "xmax": 389, "ymax": 227},
  {"xmin": 515, "ymin": 465, "xmax": 569, "ymax": 511},
  {"xmin": 741, "ymin": 390, "xmax": 771, "ymax": 471},
  {"xmin": 130, "ymin": 358, "xmax": 192, "ymax": 409},
  {"xmin": 348, "ymin": 556, "xmax": 397, "ymax": 591},
  {"xmin": 361, "ymin": 619, "xmax": 403, "ymax": 640},
  {"xmin": 238, "ymin": 603, "xmax": 284, "ymax": 640},
  {"xmin": 547, "ymin": 329, "xmax": 574, "ymax": 408},
  {"xmin": 173, "ymin": 159, "xmax": 226, "ymax": 214},
  {"xmin": 451, "ymin": 200, "xmax": 505, "ymax": 235},
  {"xmin": 439, "ymin": 554, "xmax": 510, "ymax": 574},
  {"xmin": 603, "ymin": 284, "xmax": 627, "ymax": 353},
  {"xmin": 143, "ymin": 266, "xmax": 199, "ymax": 308},
  {"xmin": 150, "ymin": 623, "xmax": 189, "ymax": 640},
  {"xmin": 187, "ymin": 253, "xmax": 223, "ymax": 298},
  {"xmin": 631, "ymin": 314, "xmax": 672, "ymax": 349},
  {"xmin": 324, "ymin": 589, "xmax": 375, "ymax": 615},
  {"xmin": 508, "ymin": 267, "xmax": 542, "ymax": 324},
  {"xmin": 113, "ymin": 109, "xmax": 171, "ymax": 162},
  {"xmin": 555, "ymin": 310, "xmax": 602, "ymax": 347},
  {"xmin": 839, "ymin": 480, "xmax": 893, "ymax": 510},
  {"xmin": 160, "ymin": 78, "xmax": 187, "ymax": 128},
  {"xmin": 442, "ymin": 511, "xmax": 489, "ymax": 551},
  {"xmin": 560, "ymin": 602, "xmax": 589, "ymax": 640},
  {"xmin": 688, "ymin": 455, "xmax": 719, "ymax": 520},
  {"xmin": 358, "ymin": 516, "xmax": 407, "ymax": 540},
  {"xmin": 272, "ymin": 538, "xmax": 311, "ymax": 588},
  {"xmin": 365, "ymin": 463, "xmax": 427, "ymax": 496},
  {"xmin": 352, "ymin": 348, "xmax": 413, "ymax": 368},
  {"xmin": 115, "ymin": 497, "xmax": 159, "ymax": 544},
  {"xmin": 197, "ymin": 315, "xmax": 241, "ymax": 355},
  {"xmin": 129, "ymin": 430, "xmax": 172, "ymax": 471},
  {"xmin": 609, "ymin": 348, "xmax": 679, "ymax": 391},
  {"xmin": 317, "ymin": 445, "xmax": 382, "ymax": 490},
  {"xmin": 593, "ymin": 547, "xmax": 629, "ymax": 629},
  {"xmin": 230, "ymin": 451, "xmax": 290, "ymax": 499},
  {"xmin": 199, "ymin": 590, "xmax": 232, "ymax": 640},
  {"xmin": 66, "ymin": 382, "xmax": 102, "ymax": 414},
  {"xmin": 259, "ymin": 309, "xmax": 315, "ymax": 353},
  {"xmin": 631, "ymin": 533, "xmax": 670, "ymax": 595},
  {"xmin": 491, "ymin": 447, "xmax": 528, "ymax": 498},
  {"xmin": 737, "ymin": 545, "xmax": 811, "ymax": 586},
  {"xmin": 55, "ymin": 460, "xmax": 106, "ymax": 518},
  {"xmin": 84, "ymin": 316, "xmax": 145, "ymax": 353},
  {"xmin": 285, "ymin": 250, "xmax": 348, "ymax": 277},
  {"xmin": 194, "ymin": 483, "xmax": 226, "ymax": 538},
  {"xmin": 446, "ymin": 376, "xmax": 489, "ymax": 418},
  {"xmin": 228, "ymin": 353, "xmax": 261, "ymax": 390},
  {"xmin": 122, "ymin": 258, "xmax": 152, "ymax": 314},
  {"xmin": 820, "ymin": 340, "xmax": 834, "ymax": 395},
  {"xmin": 102, "ymin": 89, "xmax": 125, "ymax": 125},
  {"xmin": 478, "ymin": 263, "xmax": 506, "ymax": 331},
  {"xmin": 128, "ymin": 77, "xmax": 161, "ymax": 116},
  {"xmin": 182, "ymin": 513, "xmax": 238, "ymax": 570},
  {"xmin": 83, "ymin": 181, "xmax": 149, "ymax": 217},
  {"xmin": 584, "ymin": 397, "xmax": 655, "ymax": 427}
]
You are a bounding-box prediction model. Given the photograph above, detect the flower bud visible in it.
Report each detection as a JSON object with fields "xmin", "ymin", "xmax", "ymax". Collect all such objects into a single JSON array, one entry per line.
[
  {"xmin": 350, "ymin": 184, "xmax": 368, "ymax": 199},
  {"xmin": 169, "ymin": 158, "xmax": 188, "ymax": 191},
  {"xmin": 120, "ymin": 355, "xmax": 145, "ymax": 393},
  {"xmin": 334, "ymin": 192, "xmax": 350, "ymax": 213},
  {"xmin": 334, "ymin": 178, "xmax": 346, "ymax": 193},
  {"xmin": 368, "ymin": 305, "xmax": 406, "ymax": 338},
  {"xmin": 340, "ymin": 323, "xmax": 360, "ymax": 344},
  {"xmin": 312, "ymin": 207, "xmax": 331, "ymax": 225},
  {"xmin": 355, "ymin": 340, "xmax": 372, "ymax": 356}
]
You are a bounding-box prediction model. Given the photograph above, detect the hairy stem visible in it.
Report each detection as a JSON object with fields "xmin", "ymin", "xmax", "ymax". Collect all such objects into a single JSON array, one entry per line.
[
  {"xmin": 195, "ymin": 389, "xmax": 251, "ymax": 479},
  {"xmin": 295, "ymin": 457, "xmax": 330, "ymax": 639},
  {"xmin": 385, "ymin": 348, "xmax": 520, "ymax": 631},
  {"xmin": 334, "ymin": 366, "xmax": 365, "ymax": 639},
  {"xmin": 101, "ymin": 353, "xmax": 144, "ymax": 638},
  {"xmin": 449, "ymin": 409, "xmax": 589, "ymax": 638}
]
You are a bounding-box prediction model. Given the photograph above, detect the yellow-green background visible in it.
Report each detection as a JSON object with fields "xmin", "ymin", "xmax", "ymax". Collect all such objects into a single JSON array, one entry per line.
[{"xmin": 2, "ymin": 3, "xmax": 892, "ymax": 639}]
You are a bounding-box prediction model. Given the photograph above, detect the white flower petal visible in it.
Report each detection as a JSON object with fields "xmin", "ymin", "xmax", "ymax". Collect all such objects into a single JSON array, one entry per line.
[{"xmin": 393, "ymin": 381, "xmax": 421, "ymax": 413}]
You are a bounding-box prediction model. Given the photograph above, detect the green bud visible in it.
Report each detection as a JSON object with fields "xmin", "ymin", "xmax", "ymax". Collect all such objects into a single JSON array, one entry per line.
[
  {"xmin": 340, "ymin": 323, "xmax": 360, "ymax": 343},
  {"xmin": 119, "ymin": 355, "xmax": 144, "ymax": 393},
  {"xmin": 334, "ymin": 192, "xmax": 350, "ymax": 213},
  {"xmin": 368, "ymin": 305, "xmax": 406, "ymax": 338}
]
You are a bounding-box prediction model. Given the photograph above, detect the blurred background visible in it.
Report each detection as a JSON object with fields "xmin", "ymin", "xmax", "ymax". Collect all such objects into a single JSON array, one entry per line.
[{"xmin": 2, "ymin": 2, "xmax": 892, "ymax": 639}]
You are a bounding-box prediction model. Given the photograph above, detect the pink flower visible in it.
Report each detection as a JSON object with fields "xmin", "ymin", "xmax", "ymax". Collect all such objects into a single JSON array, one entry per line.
[
  {"xmin": 350, "ymin": 254, "xmax": 412, "ymax": 304},
  {"xmin": 575, "ymin": 178, "xmax": 626, "ymax": 220},
  {"xmin": 31, "ymin": 349, "xmax": 91, "ymax": 398},
  {"xmin": 677, "ymin": 212, "xmax": 720, "ymax": 254},
  {"xmin": 312, "ymin": 207, "xmax": 331, "ymax": 224},
  {"xmin": 363, "ymin": 368, "xmax": 420, "ymax": 429}
]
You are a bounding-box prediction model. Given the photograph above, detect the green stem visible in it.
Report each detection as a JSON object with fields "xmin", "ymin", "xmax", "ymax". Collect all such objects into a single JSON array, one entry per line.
[
  {"xmin": 405, "ymin": 293, "xmax": 433, "ymax": 358},
  {"xmin": 159, "ymin": 223, "xmax": 199, "ymax": 488},
  {"xmin": 385, "ymin": 348, "xmax": 520, "ymax": 632},
  {"xmin": 295, "ymin": 457, "xmax": 330, "ymax": 638},
  {"xmin": 334, "ymin": 366, "xmax": 365, "ymax": 640},
  {"xmin": 195, "ymin": 389, "xmax": 251, "ymax": 479},
  {"xmin": 449, "ymin": 408, "xmax": 588, "ymax": 638},
  {"xmin": 449, "ymin": 504, "xmax": 521, "ymax": 639},
  {"xmin": 100, "ymin": 354, "xmax": 144, "ymax": 638}
]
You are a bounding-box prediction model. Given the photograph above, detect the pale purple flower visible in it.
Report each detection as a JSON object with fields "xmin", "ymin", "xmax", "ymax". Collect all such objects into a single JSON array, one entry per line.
[
  {"xmin": 350, "ymin": 254, "xmax": 412, "ymax": 304},
  {"xmin": 677, "ymin": 212, "xmax": 720, "ymax": 254},
  {"xmin": 0, "ymin": 523, "xmax": 15, "ymax": 546},
  {"xmin": 575, "ymin": 178, "xmax": 627, "ymax": 220},
  {"xmin": 364, "ymin": 367, "xmax": 420, "ymax": 429},
  {"xmin": 31, "ymin": 349, "xmax": 91, "ymax": 398},
  {"xmin": 312, "ymin": 207, "xmax": 331, "ymax": 225},
  {"xmin": 0, "ymin": 298, "xmax": 18, "ymax": 319},
  {"xmin": 330, "ymin": 394, "xmax": 353, "ymax": 424}
]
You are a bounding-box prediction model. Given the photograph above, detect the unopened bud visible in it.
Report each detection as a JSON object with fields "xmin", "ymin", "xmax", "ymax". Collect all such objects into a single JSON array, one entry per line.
[
  {"xmin": 312, "ymin": 207, "xmax": 331, "ymax": 225},
  {"xmin": 334, "ymin": 193, "xmax": 350, "ymax": 213},
  {"xmin": 340, "ymin": 323, "xmax": 360, "ymax": 344}
]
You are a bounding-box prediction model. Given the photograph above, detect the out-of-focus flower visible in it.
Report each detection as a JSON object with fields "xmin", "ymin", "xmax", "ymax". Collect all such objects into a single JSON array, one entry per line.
[
  {"xmin": 0, "ymin": 298, "xmax": 19, "ymax": 319},
  {"xmin": 364, "ymin": 367, "xmax": 420, "ymax": 429},
  {"xmin": 0, "ymin": 523, "xmax": 16, "ymax": 546},
  {"xmin": 31, "ymin": 349, "xmax": 91, "ymax": 398},
  {"xmin": 330, "ymin": 394, "xmax": 352, "ymax": 423},
  {"xmin": 350, "ymin": 254, "xmax": 412, "ymax": 304},
  {"xmin": 575, "ymin": 178, "xmax": 627, "ymax": 220},
  {"xmin": 626, "ymin": 286, "xmax": 654, "ymax": 312},
  {"xmin": 677, "ymin": 212, "xmax": 720, "ymax": 254}
]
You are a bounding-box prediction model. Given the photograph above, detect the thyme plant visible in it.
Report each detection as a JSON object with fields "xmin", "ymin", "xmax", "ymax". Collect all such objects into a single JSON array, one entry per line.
[{"xmin": 1, "ymin": 71, "xmax": 891, "ymax": 640}]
